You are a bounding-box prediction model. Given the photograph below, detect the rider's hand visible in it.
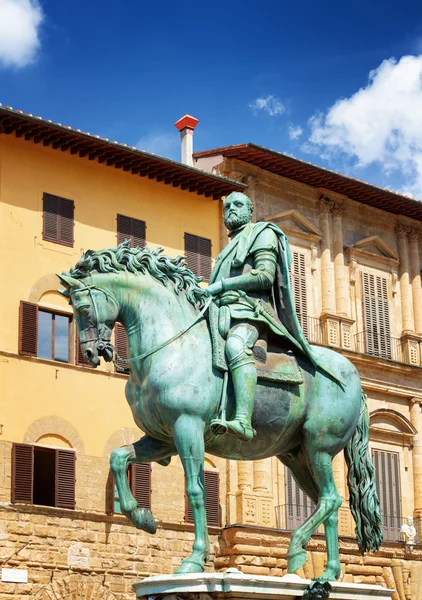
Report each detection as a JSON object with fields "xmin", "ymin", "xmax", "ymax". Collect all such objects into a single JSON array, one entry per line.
[{"xmin": 206, "ymin": 281, "xmax": 224, "ymax": 296}]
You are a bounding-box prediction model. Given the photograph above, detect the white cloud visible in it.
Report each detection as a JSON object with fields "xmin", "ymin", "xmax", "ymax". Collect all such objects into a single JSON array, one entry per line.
[
  {"xmin": 308, "ymin": 55, "xmax": 422, "ymax": 198},
  {"xmin": 288, "ymin": 124, "xmax": 303, "ymax": 140},
  {"xmin": 0, "ymin": 0, "xmax": 44, "ymax": 68},
  {"xmin": 249, "ymin": 95, "xmax": 285, "ymax": 117},
  {"xmin": 136, "ymin": 132, "xmax": 179, "ymax": 160}
]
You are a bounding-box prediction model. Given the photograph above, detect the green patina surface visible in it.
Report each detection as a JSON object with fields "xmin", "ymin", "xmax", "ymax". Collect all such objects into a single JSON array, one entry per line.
[{"xmin": 57, "ymin": 192, "xmax": 383, "ymax": 584}]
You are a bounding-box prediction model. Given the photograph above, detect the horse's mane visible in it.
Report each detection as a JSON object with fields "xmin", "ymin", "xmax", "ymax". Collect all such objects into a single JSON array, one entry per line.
[{"xmin": 64, "ymin": 241, "xmax": 208, "ymax": 308}]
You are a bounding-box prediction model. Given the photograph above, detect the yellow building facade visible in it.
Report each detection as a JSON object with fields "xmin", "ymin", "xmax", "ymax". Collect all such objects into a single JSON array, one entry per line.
[{"xmin": 0, "ymin": 107, "xmax": 243, "ymax": 599}]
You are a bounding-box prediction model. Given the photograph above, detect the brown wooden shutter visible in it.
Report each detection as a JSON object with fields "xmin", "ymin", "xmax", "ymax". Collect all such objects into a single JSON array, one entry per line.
[
  {"xmin": 362, "ymin": 272, "xmax": 391, "ymax": 359},
  {"xmin": 19, "ymin": 301, "xmax": 38, "ymax": 356},
  {"xmin": 130, "ymin": 463, "xmax": 151, "ymax": 510},
  {"xmin": 204, "ymin": 471, "xmax": 220, "ymax": 526},
  {"xmin": 117, "ymin": 214, "xmax": 146, "ymax": 248},
  {"xmin": 105, "ymin": 470, "xmax": 115, "ymax": 514},
  {"xmin": 291, "ymin": 251, "xmax": 308, "ymax": 338},
  {"xmin": 114, "ymin": 323, "xmax": 129, "ymax": 373},
  {"xmin": 43, "ymin": 193, "xmax": 58, "ymax": 242},
  {"xmin": 199, "ymin": 237, "xmax": 212, "ymax": 280},
  {"xmin": 185, "ymin": 470, "xmax": 220, "ymax": 526},
  {"xmin": 12, "ymin": 443, "xmax": 34, "ymax": 503},
  {"xmin": 117, "ymin": 214, "xmax": 132, "ymax": 245},
  {"xmin": 132, "ymin": 218, "xmax": 146, "ymax": 248},
  {"xmin": 372, "ymin": 449, "xmax": 401, "ymax": 541},
  {"xmin": 55, "ymin": 449, "xmax": 76, "ymax": 509},
  {"xmin": 184, "ymin": 233, "xmax": 199, "ymax": 275},
  {"xmin": 75, "ymin": 330, "xmax": 92, "ymax": 367},
  {"xmin": 58, "ymin": 198, "xmax": 74, "ymax": 246}
]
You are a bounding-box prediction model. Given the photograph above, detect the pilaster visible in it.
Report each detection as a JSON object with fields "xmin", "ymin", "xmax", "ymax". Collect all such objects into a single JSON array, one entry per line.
[
  {"xmin": 410, "ymin": 399, "xmax": 422, "ymax": 519},
  {"xmin": 396, "ymin": 225, "xmax": 414, "ymax": 333},
  {"xmin": 317, "ymin": 197, "xmax": 336, "ymax": 314},
  {"xmin": 408, "ymin": 228, "xmax": 422, "ymax": 334},
  {"xmin": 332, "ymin": 204, "xmax": 349, "ymax": 316}
]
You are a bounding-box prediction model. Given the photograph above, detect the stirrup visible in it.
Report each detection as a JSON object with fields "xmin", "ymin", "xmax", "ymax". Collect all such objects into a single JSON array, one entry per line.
[
  {"xmin": 225, "ymin": 419, "xmax": 256, "ymax": 442},
  {"xmin": 210, "ymin": 418, "xmax": 228, "ymax": 436}
]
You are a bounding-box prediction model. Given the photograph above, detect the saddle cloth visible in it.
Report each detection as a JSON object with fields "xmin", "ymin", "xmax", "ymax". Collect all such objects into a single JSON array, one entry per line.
[{"xmin": 207, "ymin": 302, "xmax": 303, "ymax": 385}]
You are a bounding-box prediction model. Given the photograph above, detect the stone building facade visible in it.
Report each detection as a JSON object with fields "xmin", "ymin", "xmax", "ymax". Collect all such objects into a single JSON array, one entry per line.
[{"xmin": 194, "ymin": 145, "xmax": 422, "ymax": 600}]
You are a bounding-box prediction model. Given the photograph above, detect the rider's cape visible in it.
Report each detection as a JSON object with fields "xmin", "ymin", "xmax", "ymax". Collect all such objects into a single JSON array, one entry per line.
[{"xmin": 209, "ymin": 221, "xmax": 342, "ymax": 384}]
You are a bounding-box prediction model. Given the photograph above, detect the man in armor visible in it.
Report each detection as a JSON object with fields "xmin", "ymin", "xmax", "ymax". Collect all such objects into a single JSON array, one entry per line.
[{"xmin": 206, "ymin": 191, "xmax": 331, "ymax": 442}]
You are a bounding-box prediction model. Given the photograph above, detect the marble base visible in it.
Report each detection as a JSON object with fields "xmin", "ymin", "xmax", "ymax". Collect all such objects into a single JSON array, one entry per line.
[{"xmin": 133, "ymin": 570, "xmax": 394, "ymax": 600}]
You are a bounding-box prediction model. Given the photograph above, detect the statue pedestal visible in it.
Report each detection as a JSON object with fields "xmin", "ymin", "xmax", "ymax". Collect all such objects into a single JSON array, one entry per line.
[{"xmin": 133, "ymin": 571, "xmax": 394, "ymax": 600}]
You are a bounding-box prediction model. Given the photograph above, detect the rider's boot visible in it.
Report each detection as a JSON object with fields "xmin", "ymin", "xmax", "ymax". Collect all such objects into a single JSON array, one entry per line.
[{"xmin": 225, "ymin": 361, "xmax": 257, "ymax": 442}]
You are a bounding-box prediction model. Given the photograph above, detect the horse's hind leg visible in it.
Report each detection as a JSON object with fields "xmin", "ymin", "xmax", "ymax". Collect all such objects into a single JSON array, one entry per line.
[
  {"xmin": 286, "ymin": 450, "xmax": 342, "ymax": 581},
  {"xmin": 172, "ymin": 415, "xmax": 209, "ymax": 574},
  {"xmin": 110, "ymin": 435, "xmax": 175, "ymax": 533}
]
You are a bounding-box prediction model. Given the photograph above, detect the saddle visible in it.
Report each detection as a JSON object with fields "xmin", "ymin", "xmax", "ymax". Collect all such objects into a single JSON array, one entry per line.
[{"xmin": 207, "ymin": 301, "xmax": 303, "ymax": 385}]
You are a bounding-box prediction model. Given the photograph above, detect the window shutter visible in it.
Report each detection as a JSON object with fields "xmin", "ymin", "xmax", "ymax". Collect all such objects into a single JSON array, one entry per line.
[
  {"xmin": 204, "ymin": 471, "xmax": 220, "ymax": 526},
  {"xmin": 184, "ymin": 233, "xmax": 199, "ymax": 275},
  {"xmin": 362, "ymin": 272, "xmax": 391, "ymax": 359},
  {"xmin": 132, "ymin": 218, "xmax": 146, "ymax": 248},
  {"xmin": 117, "ymin": 214, "xmax": 146, "ymax": 248},
  {"xmin": 58, "ymin": 198, "xmax": 74, "ymax": 246},
  {"xmin": 285, "ymin": 467, "xmax": 314, "ymax": 530},
  {"xmin": 43, "ymin": 194, "xmax": 58, "ymax": 242},
  {"xmin": 75, "ymin": 331, "xmax": 90, "ymax": 366},
  {"xmin": 130, "ymin": 463, "xmax": 151, "ymax": 510},
  {"xmin": 55, "ymin": 449, "xmax": 76, "ymax": 509},
  {"xmin": 291, "ymin": 251, "xmax": 308, "ymax": 338},
  {"xmin": 117, "ymin": 214, "xmax": 132, "ymax": 245},
  {"xmin": 19, "ymin": 301, "xmax": 38, "ymax": 356},
  {"xmin": 372, "ymin": 449, "xmax": 401, "ymax": 541},
  {"xmin": 114, "ymin": 323, "xmax": 129, "ymax": 373},
  {"xmin": 12, "ymin": 443, "xmax": 34, "ymax": 504},
  {"xmin": 199, "ymin": 237, "xmax": 212, "ymax": 281},
  {"xmin": 185, "ymin": 470, "xmax": 220, "ymax": 526}
]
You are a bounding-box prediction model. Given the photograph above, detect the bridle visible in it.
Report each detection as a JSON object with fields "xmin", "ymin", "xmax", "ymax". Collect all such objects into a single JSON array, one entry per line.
[{"xmin": 71, "ymin": 284, "xmax": 212, "ymax": 370}]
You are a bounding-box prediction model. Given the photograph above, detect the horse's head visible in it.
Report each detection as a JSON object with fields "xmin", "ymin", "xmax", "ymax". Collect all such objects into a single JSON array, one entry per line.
[{"xmin": 57, "ymin": 273, "xmax": 119, "ymax": 367}]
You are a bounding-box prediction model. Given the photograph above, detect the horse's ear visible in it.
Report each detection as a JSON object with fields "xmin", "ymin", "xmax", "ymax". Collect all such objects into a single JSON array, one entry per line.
[
  {"xmin": 56, "ymin": 288, "xmax": 70, "ymax": 298},
  {"xmin": 56, "ymin": 273, "xmax": 84, "ymax": 290}
]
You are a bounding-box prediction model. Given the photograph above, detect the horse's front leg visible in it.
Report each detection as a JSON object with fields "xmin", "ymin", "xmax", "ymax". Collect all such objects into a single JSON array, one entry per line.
[
  {"xmin": 110, "ymin": 435, "xmax": 175, "ymax": 533},
  {"xmin": 173, "ymin": 415, "xmax": 209, "ymax": 574}
]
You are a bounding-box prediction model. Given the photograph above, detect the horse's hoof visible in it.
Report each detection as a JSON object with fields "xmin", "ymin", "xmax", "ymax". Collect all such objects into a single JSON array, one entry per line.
[
  {"xmin": 129, "ymin": 508, "xmax": 156, "ymax": 534},
  {"xmin": 287, "ymin": 549, "xmax": 307, "ymax": 574},
  {"xmin": 176, "ymin": 558, "xmax": 205, "ymax": 574}
]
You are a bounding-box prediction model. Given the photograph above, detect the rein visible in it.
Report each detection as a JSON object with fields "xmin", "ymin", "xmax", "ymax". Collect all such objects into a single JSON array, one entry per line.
[
  {"xmin": 112, "ymin": 295, "xmax": 213, "ymax": 369},
  {"xmin": 74, "ymin": 282, "xmax": 212, "ymax": 370}
]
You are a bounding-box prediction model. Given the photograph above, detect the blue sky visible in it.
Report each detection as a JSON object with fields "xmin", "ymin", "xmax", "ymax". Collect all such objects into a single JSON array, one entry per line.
[{"xmin": 1, "ymin": 0, "xmax": 422, "ymax": 197}]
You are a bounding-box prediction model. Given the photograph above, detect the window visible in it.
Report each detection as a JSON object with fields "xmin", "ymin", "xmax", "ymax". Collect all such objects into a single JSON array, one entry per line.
[
  {"xmin": 362, "ymin": 272, "xmax": 392, "ymax": 359},
  {"xmin": 18, "ymin": 301, "xmax": 88, "ymax": 367},
  {"xmin": 43, "ymin": 193, "xmax": 74, "ymax": 247},
  {"xmin": 113, "ymin": 463, "xmax": 151, "ymax": 514},
  {"xmin": 12, "ymin": 443, "xmax": 75, "ymax": 509},
  {"xmin": 117, "ymin": 214, "xmax": 146, "ymax": 247},
  {"xmin": 372, "ymin": 449, "xmax": 401, "ymax": 541},
  {"xmin": 290, "ymin": 251, "xmax": 308, "ymax": 338},
  {"xmin": 184, "ymin": 233, "xmax": 212, "ymax": 280},
  {"xmin": 185, "ymin": 470, "xmax": 220, "ymax": 526}
]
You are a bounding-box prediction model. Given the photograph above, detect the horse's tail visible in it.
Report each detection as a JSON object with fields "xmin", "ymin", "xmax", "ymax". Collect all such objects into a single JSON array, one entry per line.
[{"xmin": 344, "ymin": 391, "xmax": 383, "ymax": 554}]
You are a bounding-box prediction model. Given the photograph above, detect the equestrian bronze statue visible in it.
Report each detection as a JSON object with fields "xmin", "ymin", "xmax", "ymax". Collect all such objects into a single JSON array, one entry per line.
[{"xmin": 58, "ymin": 192, "xmax": 382, "ymax": 583}]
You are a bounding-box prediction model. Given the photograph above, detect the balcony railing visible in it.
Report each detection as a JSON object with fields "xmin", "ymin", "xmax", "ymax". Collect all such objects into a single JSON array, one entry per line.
[
  {"xmin": 275, "ymin": 504, "xmax": 322, "ymax": 533},
  {"xmin": 275, "ymin": 505, "xmax": 422, "ymax": 545},
  {"xmin": 354, "ymin": 330, "xmax": 404, "ymax": 363}
]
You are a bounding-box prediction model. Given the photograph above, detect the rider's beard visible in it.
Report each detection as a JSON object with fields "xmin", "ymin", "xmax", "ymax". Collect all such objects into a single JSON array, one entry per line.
[{"xmin": 225, "ymin": 210, "xmax": 251, "ymax": 231}]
